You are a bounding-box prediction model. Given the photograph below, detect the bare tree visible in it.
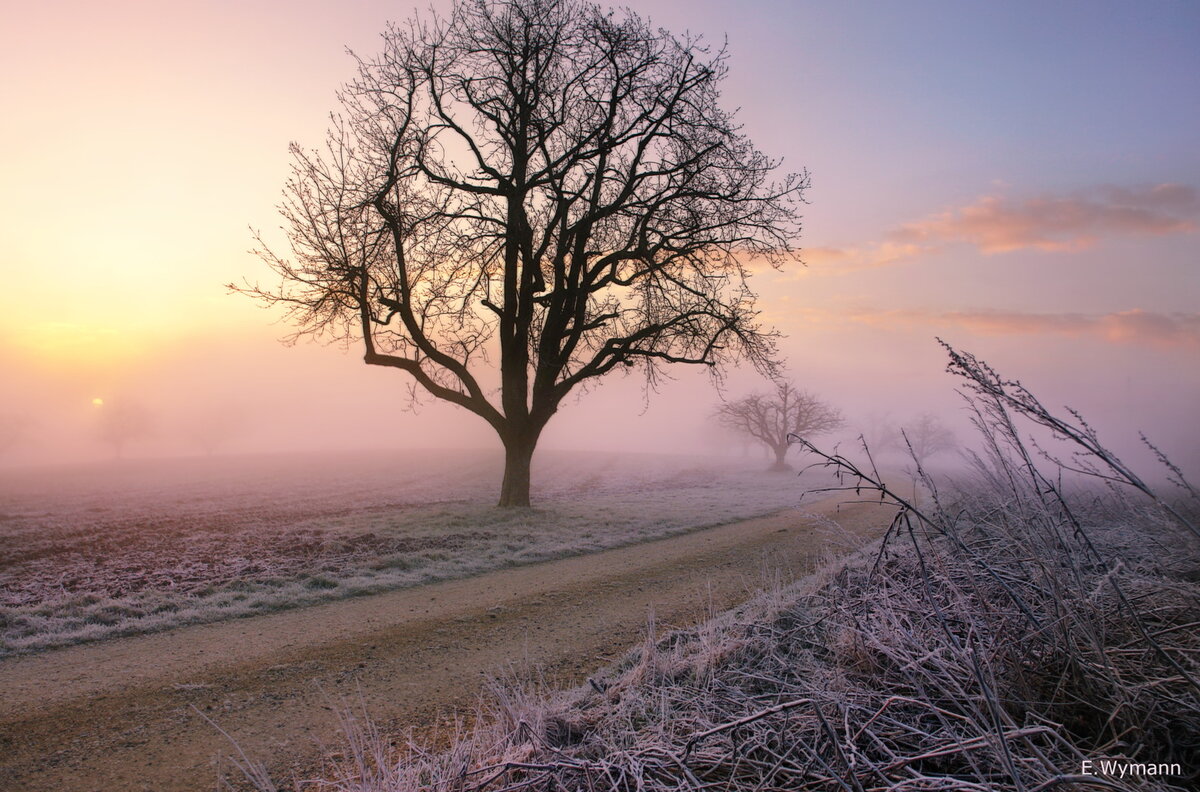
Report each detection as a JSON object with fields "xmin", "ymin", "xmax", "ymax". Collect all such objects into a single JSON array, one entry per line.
[
  {"xmin": 857, "ymin": 411, "xmax": 899, "ymax": 457},
  {"xmin": 901, "ymin": 412, "xmax": 956, "ymax": 469},
  {"xmin": 95, "ymin": 400, "xmax": 153, "ymax": 459},
  {"xmin": 0, "ymin": 413, "xmax": 25, "ymax": 458},
  {"xmin": 182, "ymin": 403, "xmax": 251, "ymax": 456},
  {"xmin": 236, "ymin": 0, "xmax": 806, "ymax": 506},
  {"xmin": 715, "ymin": 382, "xmax": 843, "ymax": 471}
]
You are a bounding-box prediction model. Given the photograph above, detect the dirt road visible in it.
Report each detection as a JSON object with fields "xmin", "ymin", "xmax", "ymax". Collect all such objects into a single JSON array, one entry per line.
[{"xmin": 0, "ymin": 497, "xmax": 889, "ymax": 791}]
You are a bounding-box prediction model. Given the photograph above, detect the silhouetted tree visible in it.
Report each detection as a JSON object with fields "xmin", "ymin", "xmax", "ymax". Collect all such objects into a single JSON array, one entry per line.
[
  {"xmin": 238, "ymin": 0, "xmax": 806, "ymax": 506},
  {"xmin": 902, "ymin": 412, "xmax": 956, "ymax": 468},
  {"xmin": 0, "ymin": 413, "xmax": 24, "ymax": 458},
  {"xmin": 95, "ymin": 401, "xmax": 153, "ymax": 459},
  {"xmin": 183, "ymin": 403, "xmax": 250, "ymax": 456},
  {"xmin": 715, "ymin": 382, "xmax": 843, "ymax": 471},
  {"xmin": 857, "ymin": 411, "xmax": 900, "ymax": 458}
]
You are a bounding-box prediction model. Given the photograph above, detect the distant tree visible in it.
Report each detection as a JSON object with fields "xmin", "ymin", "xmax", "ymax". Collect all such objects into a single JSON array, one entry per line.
[
  {"xmin": 856, "ymin": 411, "xmax": 900, "ymax": 458},
  {"xmin": 236, "ymin": 0, "xmax": 805, "ymax": 506},
  {"xmin": 95, "ymin": 401, "xmax": 153, "ymax": 459},
  {"xmin": 0, "ymin": 413, "xmax": 24, "ymax": 458},
  {"xmin": 901, "ymin": 412, "xmax": 956, "ymax": 469},
  {"xmin": 715, "ymin": 382, "xmax": 844, "ymax": 471},
  {"xmin": 183, "ymin": 404, "xmax": 250, "ymax": 456}
]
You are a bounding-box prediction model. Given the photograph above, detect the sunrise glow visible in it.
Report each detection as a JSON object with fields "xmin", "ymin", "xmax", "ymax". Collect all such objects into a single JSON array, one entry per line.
[
  {"xmin": 0, "ymin": 0, "xmax": 1195, "ymax": 466},
  {"xmin": 2, "ymin": 4, "xmax": 1198, "ymax": 790}
]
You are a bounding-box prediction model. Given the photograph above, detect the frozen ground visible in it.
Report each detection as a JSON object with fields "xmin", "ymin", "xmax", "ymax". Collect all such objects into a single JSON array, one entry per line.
[{"xmin": 0, "ymin": 448, "xmax": 829, "ymax": 655}]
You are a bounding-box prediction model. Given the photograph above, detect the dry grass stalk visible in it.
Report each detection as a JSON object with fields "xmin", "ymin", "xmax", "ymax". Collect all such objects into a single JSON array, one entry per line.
[{"xmin": 238, "ymin": 347, "xmax": 1199, "ymax": 791}]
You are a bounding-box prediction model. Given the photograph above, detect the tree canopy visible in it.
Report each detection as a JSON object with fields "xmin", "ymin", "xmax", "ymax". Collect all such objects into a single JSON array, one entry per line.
[{"xmin": 239, "ymin": 0, "xmax": 807, "ymax": 505}]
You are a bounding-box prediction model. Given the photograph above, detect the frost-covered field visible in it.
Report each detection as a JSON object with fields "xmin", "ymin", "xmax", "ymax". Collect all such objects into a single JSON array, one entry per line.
[{"xmin": 0, "ymin": 449, "xmax": 825, "ymax": 655}]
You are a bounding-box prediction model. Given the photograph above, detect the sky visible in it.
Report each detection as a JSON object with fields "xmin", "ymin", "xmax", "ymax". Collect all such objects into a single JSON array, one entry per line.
[{"xmin": 1, "ymin": 0, "xmax": 1197, "ymax": 472}]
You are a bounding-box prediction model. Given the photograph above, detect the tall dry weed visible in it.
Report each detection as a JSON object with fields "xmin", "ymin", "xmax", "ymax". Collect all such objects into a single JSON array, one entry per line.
[{"xmin": 239, "ymin": 346, "xmax": 1198, "ymax": 791}]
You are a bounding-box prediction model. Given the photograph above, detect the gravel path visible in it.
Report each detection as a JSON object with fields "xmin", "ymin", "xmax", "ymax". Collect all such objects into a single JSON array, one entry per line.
[{"xmin": 0, "ymin": 495, "xmax": 888, "ymax": 792}]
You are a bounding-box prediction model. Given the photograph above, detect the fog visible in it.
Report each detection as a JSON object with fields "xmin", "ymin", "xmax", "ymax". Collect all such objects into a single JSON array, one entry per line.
[
  {"xmin": 3, "ymin": 316, "xmax": 1196, "ymax": 491},
  {"xmin": 1, "ymin": 0, "xmax": 1195, "ymax": 492}
]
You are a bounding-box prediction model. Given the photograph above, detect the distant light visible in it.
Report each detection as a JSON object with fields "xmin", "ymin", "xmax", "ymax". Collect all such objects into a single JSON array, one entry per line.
[{"xmin": 92, "ymin": 398, "xmax": 104, "ymax": 406}]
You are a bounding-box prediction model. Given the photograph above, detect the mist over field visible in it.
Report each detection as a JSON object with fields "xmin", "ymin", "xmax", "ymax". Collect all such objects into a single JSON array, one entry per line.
[
  {"xmin": 1, "ymin": 1, "xmax": 1198, "ymax": 790},
  {"xmin": 2, "ymin": 3, "xmax": 1197, "ymax": 479},
  {"xmin": 2, "ymin": 325, "xmax": 1195, "ymax": 488}
]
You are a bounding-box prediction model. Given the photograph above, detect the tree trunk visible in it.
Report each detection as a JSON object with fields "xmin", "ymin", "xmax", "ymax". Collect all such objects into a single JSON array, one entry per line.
[
  {"xmin": 767, "ymin": 444, "xmax": 791, "ymax": 472},
  {"xmin": 498, "ymin": 432, "xmax": 537, "ymax": 507}
]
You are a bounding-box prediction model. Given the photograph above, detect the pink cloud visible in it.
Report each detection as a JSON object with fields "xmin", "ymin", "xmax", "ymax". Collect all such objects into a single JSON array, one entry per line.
[
  {"xmin": 890, "ymin": 184, "xmax": 1198, "ymax": 254},
  {"xmin": 837, "ymin": 308, "xmax": 1200, "ymax": 349},
  {"xmin": 940, "ymin": 311, "xmax": 1095, "ymax": 335},
  {"xmin": 799, "ymin": 242, "xmax": 923, "ymax": 273},
  {"xmin": 1097, "ymin": 309, "xmax": 1200, "ymax": 347},
  {"xmin": 798, "ymin": 184, "xmax": 1198, "ymax": 276}
]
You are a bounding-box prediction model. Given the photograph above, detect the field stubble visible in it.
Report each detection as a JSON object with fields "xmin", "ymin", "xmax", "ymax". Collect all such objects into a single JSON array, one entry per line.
[{"xmin": 0, "ymin": 449, "xmax": 822, "ymax": 655}]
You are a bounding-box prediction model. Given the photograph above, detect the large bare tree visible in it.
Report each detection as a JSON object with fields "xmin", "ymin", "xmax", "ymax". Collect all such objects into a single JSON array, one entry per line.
[
  {"xmin": 715, "ymin": 382, "xmax": 844, "ymax": 471},
  {"xmin": 238, "ymin": 0, "xmax": 807, "ymax": 505}
]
